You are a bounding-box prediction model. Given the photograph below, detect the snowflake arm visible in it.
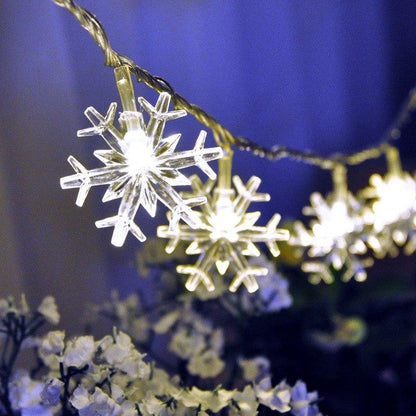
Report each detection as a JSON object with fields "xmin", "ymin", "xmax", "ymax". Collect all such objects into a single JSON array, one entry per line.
[{"xmin": 227, "ymin": 244, "xmax": 268, "ymax": 293}]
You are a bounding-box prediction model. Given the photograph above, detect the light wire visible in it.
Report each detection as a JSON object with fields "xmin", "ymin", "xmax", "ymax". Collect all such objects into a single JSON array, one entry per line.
[{"xmin": 52, "ymin": 0, "xmax": 416, "ymax": 171}]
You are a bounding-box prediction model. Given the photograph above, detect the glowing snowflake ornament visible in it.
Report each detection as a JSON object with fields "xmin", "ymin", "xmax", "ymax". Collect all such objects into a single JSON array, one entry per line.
[
  {"xmin": 61, "ymin": 66, "xmax": 223, "ymax": 246},
  {"xmin": 157, "ymin": 153, "xmax": 289, "ymax": 293},
  {"xmin": 292, "ymin": 165, "xmax": 371, "ymax": 284},
  {"xmin": 362, "ymin": 147, "xmax": 416, "ymax": 257}
]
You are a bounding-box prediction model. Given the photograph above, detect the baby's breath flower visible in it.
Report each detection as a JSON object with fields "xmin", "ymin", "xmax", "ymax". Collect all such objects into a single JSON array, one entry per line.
[
  {"xmin": 39, "ymin": 331, "xmax": 65, "ymax": 357},
  {"xmin": 70, "ymin": 385, "xmax": 122, "ymax": 416},
  {"xmin": 238, "ymin": 356, "xmax": 270, "ymax": 383},
  {"xmin": 169, "ymin": 328, "xmax": 205, "ymax": 359},
  {"xmin": 187, "ymin": 350, "xmax": 225, "ymax": 378},
  {"xmin": 9, "ymin": 370, "xmax": 48, "ymax": 413},
  {"xmin": 229, "ymin": 385, "xmax": 258, "ymax": 416},
  {"xmin": 101, "ymin": 331, "xmax": 150, "ymax": 378},
  {"xmin": 37, "ymin": 296, "xmax": 60, "ymax": 325},
  {"xmin": 63, "ymin": 335, "xmax": 95, "ymax": 368},
  {"xmin": 290, "ymin": 380, "xmax": 321, "ymax": 416},
  {"xmin": 153, "ymin": 310, "xmax": 180, "ymax": 334},
  {"xmin": 180, "ymin": 387, "xmax": 232, "ymax": 413},
  {"xmin": 41, "ymin": 378, "xmax": 64, "ymax": 406},
  {"xmin": 130, "ymin": 317, "xmax": 150, "ymax": 343},
  {"xmin": 0, "ymin": 298, "xmax": 11, "ymax": 318},
  {"xmin": 255, "ymin": 378, "xmax": 291, "ymax": 413}
]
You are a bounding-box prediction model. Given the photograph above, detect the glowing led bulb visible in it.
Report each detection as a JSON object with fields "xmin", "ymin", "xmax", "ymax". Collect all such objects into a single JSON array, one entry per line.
[
  {"xmin": 208, "ymin": 193, "xmax": 240, "ymax": 243},
  {"xmin": 311, "ymin": 198, "xmax": 356, "ymax": 245},
  {"xmin": 61, "ymin": 65, "xmax": 223, "ymax": 246},
  {"xmin": 365, "ymin": 148, "xmax": 416, "ymax": 230},
  {"xmin": 122, "ymin": 130, "xmax": 154, "ymax": 174}
]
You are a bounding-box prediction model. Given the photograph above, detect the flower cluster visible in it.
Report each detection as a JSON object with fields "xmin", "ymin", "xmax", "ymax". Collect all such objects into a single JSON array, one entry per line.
[
  {"xmin": 0, "ymin": 294, "xmax": 324, "ymax": 415},
  {"xmin": 0, "ymin": 295, "xmax": 60, "ymax": 414},
  {"xmin": 155, "ymin": 302, "xmax": 226, "ymax": 378}
]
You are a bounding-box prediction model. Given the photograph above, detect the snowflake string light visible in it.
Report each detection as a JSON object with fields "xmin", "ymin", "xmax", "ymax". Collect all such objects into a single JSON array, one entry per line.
[
  {"xmin": 157, "ymin": 153, "xmax": 289, "ymax": 293},
  {"xmin": 361, "ymin": 146, "xmax": 416, "ymax": 257},
  {"xmin": 292, "ymin": 165, "xmax": 372, "ymax": 284},
  {"xmin": 60, "ymin": 66, "xmax": 223, "ymax": 246}
]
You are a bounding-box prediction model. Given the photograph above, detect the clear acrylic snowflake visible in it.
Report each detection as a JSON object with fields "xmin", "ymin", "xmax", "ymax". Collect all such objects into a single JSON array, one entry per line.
[
  {"xmin": 60, "ymin": 67, "xmax": 223, "ymax": 246},
  {"xmin": 157, "ymin": 174, "xmax": 289, "ymax": 293},
  {"xmin": 292, "ymin": 191, "xmax": 372, "ymax": 284}
]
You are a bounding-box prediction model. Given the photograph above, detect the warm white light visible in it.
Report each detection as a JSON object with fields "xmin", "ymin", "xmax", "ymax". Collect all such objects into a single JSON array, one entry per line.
[
  {"xmin": 123, "ymin": 131, "xmax": 155, "ymax": 174},
  {"xmin": 208, "ymin": 196, "xmax": 240, "ymax": 243},
  {"xmin": 370, "ymin": 173, "xmax": 416, "ymax": 231},
  {"xmin": 311, "ymin": 200, "xmax": 356, "ymax": 244}
]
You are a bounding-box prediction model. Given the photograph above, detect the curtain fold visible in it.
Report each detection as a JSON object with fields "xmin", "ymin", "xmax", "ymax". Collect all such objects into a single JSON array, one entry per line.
[{"xmin": 0, "ymin": 1, "xmax": 415, "ymax": 327}]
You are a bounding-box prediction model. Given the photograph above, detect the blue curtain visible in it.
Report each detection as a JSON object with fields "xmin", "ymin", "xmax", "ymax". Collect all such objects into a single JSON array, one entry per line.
[{"xmin": 0, "ymin": 1, "xmax": 416, "ymax": 331}]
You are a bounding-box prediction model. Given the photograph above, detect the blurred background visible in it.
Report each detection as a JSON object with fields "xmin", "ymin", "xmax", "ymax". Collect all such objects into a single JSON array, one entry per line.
[{"xmin": 0, "ymin": 1, "xmax": 416, "ymax": 414}]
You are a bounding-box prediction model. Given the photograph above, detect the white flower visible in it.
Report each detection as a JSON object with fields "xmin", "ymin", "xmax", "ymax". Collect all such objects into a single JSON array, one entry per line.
[
  {"xmin": 0, "ymin": 296, "xmax": 27, "ymax": 318},
  {"xmin": 9, "ymin": 370, "xmax": 47, "ymax": 412},
  {"xmin": 153, "ymin": 310, "xmax": 180, "ymax": 334},
  {"xmin": 238, "ymin": 356, "xmax": 270, "ymax": 383},
  {"xmin": 130, "ymin": 317, "xmax": 149, "ymax": 343},
  {"xmin": 255, "ymin": 378, "xmax": 291, "ymax": 413},
  {"xmin": 37, "ymin": 296, "xmax": 60, "ymax": 325},
  {"xmin": 39, "ymin": 331, "xmax": 65, "ymax": 356},
  {"xmin": 140, "ymin": 396, "xmax": 176, "ymax": 416},
  {"xmin": 70, "ymin": 385, "xmax": 122, "ymax": 416},
  {"xmin": 128, "ymin": 368, "xmax": 178, "ymax": 402},
  {"xmin": 290, "ymin": 380, "xmax": 319, "ymax": 416},
  {"xmin": 101, "ymin": 331, "xmax": 150, "ymax": 378},
  {"xmin": 64, "ymin": 335, "xmax": 95, "ymax": 368},
  {"xmin": 229, "ymin": 385, "xmax": 258, "ymax": 416},
  {"xmin": 179, "ymin": 387, "xmax": 232, "ymax": 413},
  {"xmin": 41, "ymin": 378, "xmax": 63, "ymax": 406},
  {"xmin": 187, "ymin": 350, "xmax": 224, "ymax": 378},
  {"xmin": 38, "ymin": 331, "xmax": 66, "ymax": 370},
  {"xmin": 0, "ymin": 298, "xmax": 11, "ymax": 318},
  {"xmin": 169, "ymin": 328, "xmax": 205, "ymax": 359}
]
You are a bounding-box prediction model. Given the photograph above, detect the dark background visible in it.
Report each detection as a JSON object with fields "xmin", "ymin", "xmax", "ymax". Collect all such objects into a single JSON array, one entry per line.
[{"xmin": 0, "ymin": 2, "xmax": 416, "ymax": 415}]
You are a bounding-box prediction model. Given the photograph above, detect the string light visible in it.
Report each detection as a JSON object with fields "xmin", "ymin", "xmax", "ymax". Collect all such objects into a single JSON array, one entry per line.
[
  {"xmin": 54, "ymin": 0, "xmax": 416, "ymax": 290},
  {"xmin": 157, "ymin": 151, "xmax": 289, "ymax": 293},
  {"xmin": 61, "ymin": 66, "xmax": 223, "ymax": 246}
]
